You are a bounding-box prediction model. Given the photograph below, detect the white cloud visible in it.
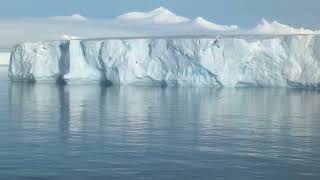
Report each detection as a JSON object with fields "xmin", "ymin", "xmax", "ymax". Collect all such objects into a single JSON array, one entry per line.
[{"xmin": 50, "ymin": 14, "xmax": 88, "ymax": 21}]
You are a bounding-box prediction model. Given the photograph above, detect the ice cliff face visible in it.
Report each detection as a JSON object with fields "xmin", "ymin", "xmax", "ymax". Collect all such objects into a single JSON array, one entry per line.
[{"xmin": 9, "ymin": 35, "xmax": 320, "ymax": 88}]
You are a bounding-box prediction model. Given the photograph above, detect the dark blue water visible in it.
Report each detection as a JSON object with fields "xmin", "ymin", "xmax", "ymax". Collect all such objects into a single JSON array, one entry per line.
[{"xmin": 0, "ymin": 67, "xmax": 320, "ymax": 180}]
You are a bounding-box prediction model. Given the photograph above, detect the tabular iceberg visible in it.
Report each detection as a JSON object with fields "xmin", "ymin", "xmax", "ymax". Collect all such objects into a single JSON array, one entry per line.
[{"xmin": 8, "ymin": 35, "xmax": 320, "ymax": 88}]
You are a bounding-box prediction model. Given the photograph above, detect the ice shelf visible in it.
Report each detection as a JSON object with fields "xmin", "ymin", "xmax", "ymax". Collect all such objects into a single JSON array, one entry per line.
[{"xmin": 9, "ymin": 35, "xmax": 320, "ymax": 88}]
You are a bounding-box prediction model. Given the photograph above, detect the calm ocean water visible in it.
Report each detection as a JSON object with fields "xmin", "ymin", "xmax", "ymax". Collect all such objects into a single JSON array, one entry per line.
[{"xmin": 0, "ymin": 67, "xmax": 320, "ymax": 180}]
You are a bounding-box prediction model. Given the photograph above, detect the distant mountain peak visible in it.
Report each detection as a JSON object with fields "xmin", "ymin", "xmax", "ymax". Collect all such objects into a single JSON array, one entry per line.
[
  {"xmin": 117, "ymin": 7, "xmax": 190, "ymax": 24},
  {"xmin": 258, "ymin": 18, "xmax": 269, "ymax": 26},
  {"xmin": 253, "ymin": 18, "xmax": 317, "ymax": 34},
  {"xmin": 150, "ymin": 7, "xmax": 171, "ymax": 14}
]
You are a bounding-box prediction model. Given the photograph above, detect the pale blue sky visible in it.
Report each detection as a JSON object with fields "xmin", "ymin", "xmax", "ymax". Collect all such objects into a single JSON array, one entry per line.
[{"xmin": 0, "ymin": 0, "xmax": 319, "ymax": 28}]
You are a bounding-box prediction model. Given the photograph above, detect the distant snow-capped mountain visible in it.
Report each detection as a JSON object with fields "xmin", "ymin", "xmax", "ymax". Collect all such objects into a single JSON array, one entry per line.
[
  {"xmin": 251, "ymin": 18, "xmax": 318, "ymax": 34},
  {"xmin": 117, "ymin": 7, "xmax": 190, "ymax": 24}
]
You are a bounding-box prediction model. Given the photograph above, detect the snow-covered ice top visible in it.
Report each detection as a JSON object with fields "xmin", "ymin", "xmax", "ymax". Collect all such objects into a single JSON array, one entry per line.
[{"xmin": 9, "ymin": 35, "xmax": 320, "ymax": 88}]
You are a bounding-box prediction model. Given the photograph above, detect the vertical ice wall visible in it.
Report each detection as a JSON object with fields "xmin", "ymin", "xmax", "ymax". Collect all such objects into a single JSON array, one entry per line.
[{"xmin": 8, "ymin": 35, "xmax": 320, "ymax": 88}]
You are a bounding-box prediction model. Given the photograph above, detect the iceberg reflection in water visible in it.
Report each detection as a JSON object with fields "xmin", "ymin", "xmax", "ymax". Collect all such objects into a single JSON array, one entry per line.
[{"xmin": 1, "ymin": 80, "xmax": 320, "ymax": 179}]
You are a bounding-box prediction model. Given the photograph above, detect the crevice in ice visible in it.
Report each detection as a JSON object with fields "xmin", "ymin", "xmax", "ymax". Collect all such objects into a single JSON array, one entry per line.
[
  {"xmin": 97, "ymin": 41, "xmax": 112, "ymax": 85},
  {"xmin": 58, "ymin": 41, "xmax": 70, "ymax": 83}
]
